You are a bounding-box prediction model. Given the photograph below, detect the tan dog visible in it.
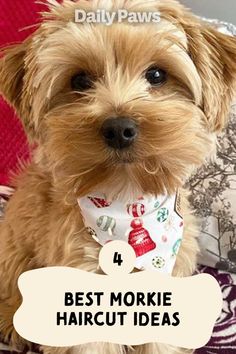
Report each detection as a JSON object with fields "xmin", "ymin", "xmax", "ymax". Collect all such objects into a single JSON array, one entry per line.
[{"xmin": 0, "ymin": 0, "xmax": 236, "ymax": 353}]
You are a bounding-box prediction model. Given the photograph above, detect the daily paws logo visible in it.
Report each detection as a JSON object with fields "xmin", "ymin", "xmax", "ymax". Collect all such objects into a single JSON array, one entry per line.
[{"xmin": 75, "ymin": 9, "xmax": 161, "ymax": 26}]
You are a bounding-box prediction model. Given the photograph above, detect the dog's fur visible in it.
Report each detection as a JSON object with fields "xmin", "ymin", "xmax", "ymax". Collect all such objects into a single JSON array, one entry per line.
[{"xmin": 0, "ymin": 0, "xmax": 236, "ymax": 353}]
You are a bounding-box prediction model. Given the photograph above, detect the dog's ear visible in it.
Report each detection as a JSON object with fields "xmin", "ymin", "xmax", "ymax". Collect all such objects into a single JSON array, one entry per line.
[
  {"xmin": 158, "ymin": 1, "xmax": 236, "ymax": 131},
  {"xmin": 185, "ymin": 23, "xmax": 236, "ymax": 132},
  {"xmin": 0, "ymin": 39, "xmax": 35, "ymax": 137},
  {"xmin": 0, "ymin": 41, "xmax": 26, "ymax": 110}
]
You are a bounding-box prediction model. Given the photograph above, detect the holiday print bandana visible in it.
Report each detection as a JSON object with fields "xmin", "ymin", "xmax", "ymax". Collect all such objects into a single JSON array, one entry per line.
[{"xmin": 78, "ymin": 192, "xmax": 184, "ymax": 273}]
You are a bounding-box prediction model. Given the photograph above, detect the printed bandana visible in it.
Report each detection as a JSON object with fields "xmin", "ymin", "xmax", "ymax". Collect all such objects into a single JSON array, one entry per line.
[{"xmin": 78, "ymin": 192, "xmax": 184, "ymax": 273}]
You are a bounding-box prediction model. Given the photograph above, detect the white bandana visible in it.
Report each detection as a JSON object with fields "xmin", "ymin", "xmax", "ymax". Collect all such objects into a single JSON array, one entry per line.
[{"xmin": 78, "ymin": 192, "xmax": 184, "ymax": 274}]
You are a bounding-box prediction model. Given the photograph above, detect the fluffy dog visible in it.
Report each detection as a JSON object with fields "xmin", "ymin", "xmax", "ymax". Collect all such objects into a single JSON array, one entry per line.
[{"xmin": 0, "ymin": 0, "xmax": 236, "ymax": 353}]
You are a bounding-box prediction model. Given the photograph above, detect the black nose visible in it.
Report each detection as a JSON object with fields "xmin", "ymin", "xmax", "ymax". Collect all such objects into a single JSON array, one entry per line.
[{"xmin": 101, "ymin": 117, "xmax": 138, "ymax": 149}]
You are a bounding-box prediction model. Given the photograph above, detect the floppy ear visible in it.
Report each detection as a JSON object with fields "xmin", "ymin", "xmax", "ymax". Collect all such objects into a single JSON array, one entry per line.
[
  {"xmin": 0, "ymin": 41, "xmax": 27, "ymax": 111},
  {"xmin": 0, "ymin": 39, "xmax": 35, "ymax": 137},
  {"xmin": 158, "ymin": 0, "xmax": 236, "ymax": 131},
  {"xmin": 185, "ymin": 23, "xmax": 236, "ymax": 132}
]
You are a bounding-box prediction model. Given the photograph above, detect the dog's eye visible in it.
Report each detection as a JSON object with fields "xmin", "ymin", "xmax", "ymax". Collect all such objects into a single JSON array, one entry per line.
[
  {"xmin": 71, "ymin": 72, "xmax": 93, "ymax": 91},
  {"xmin": 145, "ymin": 67, "xmax": 167, "ymax": 86}
]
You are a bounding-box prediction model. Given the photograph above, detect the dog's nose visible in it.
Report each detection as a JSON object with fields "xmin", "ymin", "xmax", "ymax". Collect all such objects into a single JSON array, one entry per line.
[{"xmin": 101, "ymin": 117, "xmax": 138, "ymax": 149}]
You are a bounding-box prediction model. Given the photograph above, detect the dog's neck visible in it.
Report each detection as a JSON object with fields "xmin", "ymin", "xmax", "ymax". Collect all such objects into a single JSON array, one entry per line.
[{"xmin": 96, "ymin": 180, "xmax": 144, "ymax": 204}]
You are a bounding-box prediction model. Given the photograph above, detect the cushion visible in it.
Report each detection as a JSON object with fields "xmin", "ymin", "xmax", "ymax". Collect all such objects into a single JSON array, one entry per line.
[{"xmin": 0, "ymin": 0, "xmax": 47, "ymax": 186}]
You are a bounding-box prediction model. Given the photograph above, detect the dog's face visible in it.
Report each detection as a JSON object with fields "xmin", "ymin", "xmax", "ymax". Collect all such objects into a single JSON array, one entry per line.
[{"xmin": 1, "ymin": 0, "xmax": 236, "ymax": 200}]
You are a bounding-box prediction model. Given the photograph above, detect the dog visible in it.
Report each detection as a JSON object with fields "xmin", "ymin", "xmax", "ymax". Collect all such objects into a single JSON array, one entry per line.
[{"xmin": 0, "ymin": 0, "xmax": 236, "ymax": 353}]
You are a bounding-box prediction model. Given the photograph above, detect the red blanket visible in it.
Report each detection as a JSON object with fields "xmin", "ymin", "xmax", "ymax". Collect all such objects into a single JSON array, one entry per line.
[{"xmin": 0, "ymin": 0, "xmax": 47, "ymax": 185}]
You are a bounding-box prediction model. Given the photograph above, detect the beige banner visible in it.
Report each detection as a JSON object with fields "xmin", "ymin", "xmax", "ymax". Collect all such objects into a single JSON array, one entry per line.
[{"xmin": 14, "ymin": 241, "xmax": 222, "ymax": 349}]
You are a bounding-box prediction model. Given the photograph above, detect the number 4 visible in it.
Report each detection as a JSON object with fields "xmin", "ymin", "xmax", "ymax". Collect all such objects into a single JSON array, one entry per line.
[{"xmin": 113, "ymin": 252, "xmax": 123, "ymax": 266}]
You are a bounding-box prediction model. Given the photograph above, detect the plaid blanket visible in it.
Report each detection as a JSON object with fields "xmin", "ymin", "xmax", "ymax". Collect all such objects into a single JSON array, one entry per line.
[{"xmin": 195, "ymin": 267, "xmax": 236, "ymax": 354}]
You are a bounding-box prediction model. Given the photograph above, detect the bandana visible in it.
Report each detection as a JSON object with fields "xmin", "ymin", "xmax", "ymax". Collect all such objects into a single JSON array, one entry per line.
[{"xmin": 78, "ymin": 192, "xmax": 184, "ymax": 273}]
